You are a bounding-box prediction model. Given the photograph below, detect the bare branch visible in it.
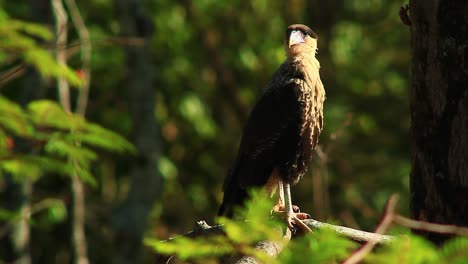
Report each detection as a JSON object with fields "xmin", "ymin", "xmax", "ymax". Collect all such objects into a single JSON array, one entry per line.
[
  {"xmin": 51, "ymin": 2, "xmax": 89, "ymax": 264},
  {"xmin": 0, "ymin": 37, "xmax": 146, "ymax": 87},
  {"xmin": 157, "ymin": 217, "xmax": 394, "ymax": 264},
  {"xmin": 159, "ymin": 194, "xmax": 468, "ymax": 264},
  {"xmin": 343, "ymin": 194, "xmax": 399, "ymax": 264},
  {"xmin": 303, "ymin": 218, "xmax": 394, "ymax": 244},
  {"xmin": 0, "ymin": 64, "xmax": 27, "ymax": 87},
  {"xmin": 64, "ymin": 0, "xmax": 91, "ymax": 115},
  {"xmin": 51, "ymin": 0, "xmax": 71, "ymax": 112},
  {"xmin": 394, "ymin": 215, "xmax": 468, "ymax": 236}
]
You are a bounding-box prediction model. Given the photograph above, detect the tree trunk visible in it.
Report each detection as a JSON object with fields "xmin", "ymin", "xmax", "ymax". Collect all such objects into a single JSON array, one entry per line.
[
  {"xmin": 409, "ymin": 0, "xmax": 468, "ymax": 244},
  {"xmin": 112, "ymin": 0, "xmax": 163, "ymax": 263}
]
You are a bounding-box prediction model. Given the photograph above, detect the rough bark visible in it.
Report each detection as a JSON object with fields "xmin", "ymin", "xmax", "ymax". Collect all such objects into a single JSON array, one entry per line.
[
  {"xmin": 112, "ymin": 0, "xmax": 163, "ymax": 263},
  {"xmin": 409, "ymin": 0, "xmax": 468, "ymax": 244}
]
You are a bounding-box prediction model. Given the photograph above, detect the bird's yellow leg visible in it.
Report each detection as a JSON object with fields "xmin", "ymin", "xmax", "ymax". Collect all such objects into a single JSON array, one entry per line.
[
  {"xmin": 272, "ymin": 181, "xmax": 302, "ymax": 213},
  {"xmin": 284, "ymin": 183, "xmax": 311, "ymax": 232},
  {"xmin": 272, "ymin": 181, "xmax": 285, "ymax": 212}
]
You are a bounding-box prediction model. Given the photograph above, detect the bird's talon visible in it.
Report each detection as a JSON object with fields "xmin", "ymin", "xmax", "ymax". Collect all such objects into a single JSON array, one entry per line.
[
  {"xmin": 285, "ymin": 213, "xmax": 312, "ymax": 233},
  {"xmin": 295, "ymin": 212, "xmax": 311, "ymax": 220},
  {"xmin": 292, "ymin": 205, "xmax": 300, "ymax": 213}
]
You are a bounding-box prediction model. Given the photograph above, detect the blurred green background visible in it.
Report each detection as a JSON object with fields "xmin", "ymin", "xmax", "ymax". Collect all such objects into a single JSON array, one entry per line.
[{"xmin": 0, "ymin": 0, "xmax": 410, "ymax": 262}]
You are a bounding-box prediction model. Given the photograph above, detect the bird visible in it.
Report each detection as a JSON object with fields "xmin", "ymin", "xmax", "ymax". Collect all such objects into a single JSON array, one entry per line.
[{"xmin": 218, "ymin": 24, "xmax": 325, "ymax": 232}]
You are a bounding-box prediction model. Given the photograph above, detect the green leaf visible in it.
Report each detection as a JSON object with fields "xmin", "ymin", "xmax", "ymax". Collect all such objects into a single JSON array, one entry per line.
[
  {"xmin": 0, "ymin": 157, "xmax": 42, "ymax": 182},
  {"xmin": 35, "ymin": 199, "xmax": 67, "ymax": 223},
  {"xmin": 82, "ymin": 123, "xmax": 135, "ymax": 154},
  {"xmin": 144, "ymin": 236, "xmax": 232, "ymax": 260},
  {"xmin": 366, "ymin": 234, "xmax": 439, "ymax": 264},
  {"xmin": 23, "ymin": 155, "xmax": 73, "ymax": 176},
  {"xmin": 27, "ymin": 100, "xmax": 75, "ymax": 130},
  {"xmin": 45, "ymin": 136, "xmax": 98, "ymax": 164},
  {"xmin": 0, "ymin": 20, "xmax": 82, "ymax": 86},
  {"xmin": 278, "ymin": 228, "xmax": 354, "ymax": 263},
  {"xmin": 157, "ymin": 156, "xmax": 178, "ymax": 180},
  {"xmin": 219, "ymin": 189, "xmax": 282, "ymax": 247},
  {"xmin": 440, "ymin": 237, "xmax": 468, "ymax": 264},
  {"xmin": 74, "ymin": 165, "xmax": 97, "ymax": 187},
  {"xmin": 0, "ymin": 96, "xmax": 34, "ymax": 137},
  {"xmin": 9, "ymin": 19, "xmax": 53, "ymax": 40}
]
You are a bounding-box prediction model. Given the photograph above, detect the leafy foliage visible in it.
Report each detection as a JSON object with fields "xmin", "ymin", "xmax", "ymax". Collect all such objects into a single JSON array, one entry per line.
[
  {"xmin": 0, "ymin": 198, "xmax": 66, "ymax": 231},
  {"xmin": 145, "ymin": 190, "xmax": 283, "ymax": 263},
  {"xmin": 278, "ymin": 228, "xmax": 354, "ymax": 263},
  {"xmin": 0, "ymin": 0, "xmax": 464, "ymax": 263},
  {"xmin": 146, "ymin": 189, "xmax": 468, "ymax": 263},
  {"xmin": 0, "ymin": 96, "xmax": 134, "ymax": 186},
  {"xmin": 0, "ymin": 12, "xmax": 82, "ymax": 86}
]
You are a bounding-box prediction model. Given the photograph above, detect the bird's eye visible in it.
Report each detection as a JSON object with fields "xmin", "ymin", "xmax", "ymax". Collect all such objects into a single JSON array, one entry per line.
[{"xmin": 298, "ymin": 29, "xmax": 311, "ymax": 38}]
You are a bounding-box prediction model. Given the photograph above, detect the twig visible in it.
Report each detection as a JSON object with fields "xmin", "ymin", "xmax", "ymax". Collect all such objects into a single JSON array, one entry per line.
[
  {"xmin": 394, "ymin": 215, "xmax": 468, "ymax": 236},
  {"xmin": 0, "ymin": 37, "xmax": 145, "ymax": 87},
  {"xmin": 0, "ymin": 64, "xmax": 27, "ymax": 87},
  {"xmin": 65, "ymin": 0, "xmax": 91, "ymax": 115},
  {"xmin": 51, "ymin": 0, "xmax": 71, "ymax": 112},
  {"xmin": 51, "ymin": 1, "xmax": 89, "ymax": 264},
  {"xmin": 343, "ymin": 195, "xmax": 399, "ymax": 264}
]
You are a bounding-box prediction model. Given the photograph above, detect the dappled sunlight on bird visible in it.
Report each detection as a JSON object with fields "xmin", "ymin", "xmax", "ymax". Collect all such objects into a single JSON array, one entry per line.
[{"xmin": 218, "ymin": 24, "xmax": 326, "ymax": 233}]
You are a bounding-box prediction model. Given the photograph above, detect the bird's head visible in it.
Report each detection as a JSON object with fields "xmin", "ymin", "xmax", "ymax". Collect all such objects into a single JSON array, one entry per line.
[{"xmin": 285, "ymin": 24, "xmax": 318, "ymax": 59}]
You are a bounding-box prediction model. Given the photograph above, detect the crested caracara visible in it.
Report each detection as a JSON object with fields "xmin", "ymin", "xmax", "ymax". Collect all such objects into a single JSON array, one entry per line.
[{"xmin": 218, "ymin": 24, "xmax": 325, "ymax": 232}]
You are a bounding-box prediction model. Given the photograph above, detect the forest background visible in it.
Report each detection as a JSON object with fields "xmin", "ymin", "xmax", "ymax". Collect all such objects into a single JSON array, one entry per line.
[{"xmin": 0, "ymin": 0, "xmax": 413, "ymax": 263}]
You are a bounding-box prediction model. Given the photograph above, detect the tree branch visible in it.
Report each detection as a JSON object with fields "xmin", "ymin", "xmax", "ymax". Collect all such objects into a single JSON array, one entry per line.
[
  {"xmin": 343, "ymin": 195, "xmax": 399, "ymax": 264},
  {"xmin": 51, "ymin": 0, "xmax": 71, "ymax": 112},
  {"xmin": 158, "ymin": 193, "xmax": 468, "ymax": 264},
  {"xmin": 157, "ymin": 218, "xmax": 394, "ymax": 264},
  {"xmin": 64, "ymin": 0, "xmax": 91, "ymax": 115},
  {"xmin": 51, "ymin": 1, "xmax": 89, "ymax": 264},
  {"xmin": 394, "ymin": 215, "xmax": 468, "ymax": 236},
  {"xmin": 303, "ymin": 218, "xmax": 394, "ymax": 244}
]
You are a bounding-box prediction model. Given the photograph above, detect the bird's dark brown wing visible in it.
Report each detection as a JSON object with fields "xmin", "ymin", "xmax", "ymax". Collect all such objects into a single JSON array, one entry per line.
[{"xmin": 218, "ymin": 76, "xmax": 302, "ymax": 217}]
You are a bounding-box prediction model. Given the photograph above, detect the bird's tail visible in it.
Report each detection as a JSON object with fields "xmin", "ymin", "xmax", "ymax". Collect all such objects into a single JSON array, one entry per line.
[{"xmin": 217, "ymin": 180, "xmax": 248, "ymax": 218}]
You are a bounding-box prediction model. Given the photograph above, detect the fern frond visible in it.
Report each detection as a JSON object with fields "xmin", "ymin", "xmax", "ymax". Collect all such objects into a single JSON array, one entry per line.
[{"xmin": 0, "ymin": 96, "xmax": 34, "ymax": 137}]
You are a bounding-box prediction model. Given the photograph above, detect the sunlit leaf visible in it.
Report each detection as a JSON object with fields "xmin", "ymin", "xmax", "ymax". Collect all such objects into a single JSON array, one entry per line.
[
  {"xmin": 45, "ymin": 136, "xmax": 98, "ymax": 164},
  {"xmin": 144, "ymin": 236, "xmax": 232, "ymax": 260},
  {"xmin": 439, "ymin": 237, "xmax": 468, "ymax": 264},
  {"xmin": 32, "ymin": 198, "xmax": 67, "ymax": 223},
  {"xmin": 83, "ymin": 123, "xmax": 135, "ymax": 154},
  {"xmin": 27, "ymin": 100, "xmax": 75, "ymax": 130},
  {"xmin": 366, "ymin": 234, "xmax": 439, "ymax": 264},
  {"xmin": 0, "ymin": 96, "xmax": 34, "ymax": 137},
  {"xmin": 0, "ymin": 158, "xmax": 42, "ymax": 181},
  {"xmin": 278, "ymin": 228, "xmax": 354, "ymax": 263}
]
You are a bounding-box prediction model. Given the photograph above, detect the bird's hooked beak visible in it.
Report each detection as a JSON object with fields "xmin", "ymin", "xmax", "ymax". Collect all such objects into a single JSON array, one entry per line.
[{"xmin": 289, "ymin": 30, "xmax": 305, "ymax": 48}]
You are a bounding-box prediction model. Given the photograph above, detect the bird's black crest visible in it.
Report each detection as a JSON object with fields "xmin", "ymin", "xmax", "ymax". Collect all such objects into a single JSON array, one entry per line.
[{"xmin": 286, "ymin": 24, "xmax": 317, "ymax": 40}]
